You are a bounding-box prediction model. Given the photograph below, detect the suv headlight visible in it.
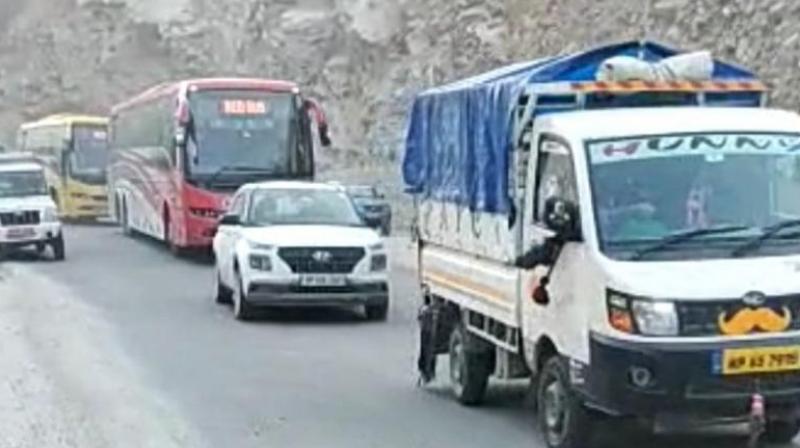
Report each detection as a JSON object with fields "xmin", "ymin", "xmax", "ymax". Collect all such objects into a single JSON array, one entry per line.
[
  {"xmin": 370, "ymin": 253, "xmax": 387, "ymax": 272},
  {"xmin": 249, "ymin": 254, "xmax": 272, "ymax": 271},
  {"xmin": 42, "ymin": 207, "xmax": 59, "ymax": 223},
  {"xmin": 606, "ymin": 290, "xmax": 679, "ymax": 336}
]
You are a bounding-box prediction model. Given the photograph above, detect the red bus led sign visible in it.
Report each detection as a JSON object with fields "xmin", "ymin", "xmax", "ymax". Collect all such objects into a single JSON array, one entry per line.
[{"xmin": 220, "ymin": 99, "xmax": 268, "ymax": 115}]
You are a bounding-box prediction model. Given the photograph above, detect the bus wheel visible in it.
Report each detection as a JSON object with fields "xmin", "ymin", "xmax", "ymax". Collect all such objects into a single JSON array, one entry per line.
[
  {"xmin": 537, "ymin": 357, "xmax": 595, "ymax": 448},
  {"xmin": 449, "ymin": 322, "xmax": 491, "ymax": 406},
  {"xmin": 121, "ymin": 199, "xmax": 133, "ymax": 237},
  {"xmin": 163, "ymin": 212, "xmax": 184, "ymax": 257}
]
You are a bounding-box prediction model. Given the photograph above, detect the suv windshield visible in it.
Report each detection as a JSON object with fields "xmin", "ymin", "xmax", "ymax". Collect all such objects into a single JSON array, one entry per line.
[
  {"xmin": 587, "ymin": 132, "xmax": 800, "ymax": 260},
  {"xmin": 0, "ymin": 169, "xmax": 47, "ymax": 198},
  {"xmin": 249, "ymin": 188, "xmax": 364, "ymax": 227}
]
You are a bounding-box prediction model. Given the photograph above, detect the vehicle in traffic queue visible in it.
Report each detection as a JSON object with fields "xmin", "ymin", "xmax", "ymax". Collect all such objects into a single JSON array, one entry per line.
[
  {"xmin": 107, "ymin": 78, "xmax": 332, "ymax": 256},
  {"xmin": 406, "ymin": 40, "xmax": 800, "ymax": 448},
  {"xmin": 345, "ymin": 184, "xmax": 392, "ymax": 235},
  {"xmin": 0, "ymin": 154, "xmax": 65, "ymax": 260},
  {"xmin": 17, "ymin": 114, "xmax": 110, "ymax": 221},
  {"xmin": 212, "ymin": 181, "xmax": 389, "ymax": 321}
]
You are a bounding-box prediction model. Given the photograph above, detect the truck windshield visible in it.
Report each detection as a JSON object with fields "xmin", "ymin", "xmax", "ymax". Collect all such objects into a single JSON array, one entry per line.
[
  {"xmin": 187, "ymin": 90, "xmax": 304, "ymax": 183},
  {"xmin": 0, "ymin": 170, "xmax": 47, "ymax": 198},
  {"xmin": 71, "ymin": 125, "xmax": 109, "ymax": 182},
  {"xmin": 586, "ymin": 132, "xmax": 800, "ymax": 260}
]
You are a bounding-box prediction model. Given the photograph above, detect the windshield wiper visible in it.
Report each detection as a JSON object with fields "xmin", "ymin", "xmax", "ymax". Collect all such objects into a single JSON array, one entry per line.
[
  {"xmin": 629, "ymin": 225, "xmax": 750, "ymax": 261},
  {"xmin": 206, "ymin": 166, "xmax": 275, "ymax": 186},
  {"xmin": 731, "ymin": 219, "xmax": 800, "ymax": 257}
]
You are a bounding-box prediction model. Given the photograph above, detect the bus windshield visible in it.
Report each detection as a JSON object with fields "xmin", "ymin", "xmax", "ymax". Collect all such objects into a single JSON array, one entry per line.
[
  {"xmin": 587, "ymin": 132, "xmax": 800, "ymax": 260},
  {"xmin": 187, "ymin": 90, "xmax": 304, "ymax": 182},
  {"xmin": 71, "ymin": 125, "xmax": 109, "ymax": 179}
]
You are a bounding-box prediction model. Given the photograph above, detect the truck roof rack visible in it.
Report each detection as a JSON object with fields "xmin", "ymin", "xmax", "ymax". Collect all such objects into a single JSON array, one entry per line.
[{"xmin": 404, "ymin": 40, "xmax": 766, "ymax": 215}]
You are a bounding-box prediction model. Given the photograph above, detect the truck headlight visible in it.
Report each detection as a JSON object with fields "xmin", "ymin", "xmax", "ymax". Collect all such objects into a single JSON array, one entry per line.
[
  {"xmin": 249, "ymin": 254, "xmax": 272, "ymax": 271},
  {"xmin": 632, "ymin": 300, "xmax": 678, "ymax": 336},
  {"xmin": 607, "ymin": 290, "xmax": 679, "ymax": 336},
  {"xmin": 42, "ymin": 207, "xmax": 59, "ymax": 223},
  {"xmin": 370, "ymin": 254, "xmax": 387, "ymax": 272}
]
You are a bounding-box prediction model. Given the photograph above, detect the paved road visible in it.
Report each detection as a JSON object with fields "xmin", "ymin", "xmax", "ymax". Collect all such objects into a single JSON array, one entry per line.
[{"xmin": 15, "ymin": 225, "xmax": 796, "ymax": 448}]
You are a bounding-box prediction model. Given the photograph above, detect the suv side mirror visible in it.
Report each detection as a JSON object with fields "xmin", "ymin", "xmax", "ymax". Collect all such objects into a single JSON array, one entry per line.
[
  {"xmin": 543, "ymin": 196, "xmax": 581, "ymax": 241},
  {"xmin": 219, "ymin": 213, "xmax": 240, "ymax": 226}
]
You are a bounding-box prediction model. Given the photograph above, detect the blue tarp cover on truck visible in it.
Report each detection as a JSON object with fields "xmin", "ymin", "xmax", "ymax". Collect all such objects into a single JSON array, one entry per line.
[{"xmin": 402, "ymin": 40, "xmax": 760, "ymax": 214}]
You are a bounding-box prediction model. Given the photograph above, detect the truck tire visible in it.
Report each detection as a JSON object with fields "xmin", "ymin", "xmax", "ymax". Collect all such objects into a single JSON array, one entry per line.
[
  {"xmin": 449, "ymin": 323, "xmax": 491, "ymax": 406},
  {"xmin": 764, "ymin": 419, "xmax": 800, "ymax": 445},
  {"xmin": 51, "ymin": 234, "xmax": 66, "ymax": 261},
  {"xmin": 537, "ymin": 357, "xmax": 595, "ymax": 448}
]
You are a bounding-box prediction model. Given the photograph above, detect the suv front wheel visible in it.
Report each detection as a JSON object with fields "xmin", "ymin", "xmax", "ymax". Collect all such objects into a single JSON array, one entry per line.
[{"xmin": 51, "ymin": 234, "xmax": 66, "ymax": 261}]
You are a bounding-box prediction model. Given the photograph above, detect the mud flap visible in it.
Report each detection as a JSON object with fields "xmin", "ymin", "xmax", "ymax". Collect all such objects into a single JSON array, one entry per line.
[{"xmin": 417, "ymin": 303, "xmax": 439, "ymax": 384}]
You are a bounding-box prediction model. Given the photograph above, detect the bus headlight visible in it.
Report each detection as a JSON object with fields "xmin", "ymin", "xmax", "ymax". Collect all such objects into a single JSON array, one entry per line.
[{"xmin": 42, "ymin": 207, "xmax": 59, "ymax": 223}]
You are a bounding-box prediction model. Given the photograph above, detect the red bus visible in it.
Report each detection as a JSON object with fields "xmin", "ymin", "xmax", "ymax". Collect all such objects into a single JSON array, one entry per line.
[{"xmin": 108, "ymin": 78, "xmax": 330, "ymax": 253}]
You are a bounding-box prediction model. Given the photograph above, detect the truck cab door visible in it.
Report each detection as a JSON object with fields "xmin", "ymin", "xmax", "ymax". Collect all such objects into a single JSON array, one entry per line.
[{"xmin": 520, "ymin": 136, "xmax": 583, "ymax": 369}]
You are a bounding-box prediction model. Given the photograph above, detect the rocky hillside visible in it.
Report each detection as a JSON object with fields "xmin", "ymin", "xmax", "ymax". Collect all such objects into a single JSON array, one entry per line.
[{"xmin": 0, "ymin": 0, "xmax": 798, "ymax": 211}]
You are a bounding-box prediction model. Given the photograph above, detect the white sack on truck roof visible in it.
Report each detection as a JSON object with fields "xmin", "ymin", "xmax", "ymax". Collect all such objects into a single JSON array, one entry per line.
[{"xmin": 596, "ymin": 51, "xmax": 714, "ymax": 82}]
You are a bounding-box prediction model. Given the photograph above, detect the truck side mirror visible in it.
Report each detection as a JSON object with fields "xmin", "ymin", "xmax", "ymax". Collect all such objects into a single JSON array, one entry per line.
[{"xmin": 543, "ymin": 196, "xmax": 581, "ymax": 241}]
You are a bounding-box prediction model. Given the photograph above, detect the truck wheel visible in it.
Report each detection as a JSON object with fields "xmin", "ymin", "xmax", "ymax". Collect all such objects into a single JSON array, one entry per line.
[
  {"xmin": 764, "ymin": 419, "xmax": 800, "ymax": 445},
  {"xmin": 213, "ymin": 267, "xmax": 233, "ymax": 305},
  {"xmin": 537, "ymin": 357, "xmax": 594, "ymax": 448},
  {"xmin": 449, "ymin": 323, "xmax": 491, "ymax": 405},
  {"xmin": 51, "ymin": 235, "xmax": 66, "ymax": 261},
  {"xmin": 366, "ymin": 302, "xmax": 389, "ymax": 321},
  {"xmin": 232, "ymin": 268, "xmax": 254, "ymax": 321}
]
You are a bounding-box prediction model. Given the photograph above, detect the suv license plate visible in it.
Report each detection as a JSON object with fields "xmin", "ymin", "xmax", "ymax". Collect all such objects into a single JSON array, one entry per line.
[
  {"xmin": 7, "ymin": 227, "xmax": 36, "ymax": 239},
  {"xmin": 300, "ymin": 275, "xmax": 347, "ymax": 287},
  {"xmin": 718, "ymin": 346, "xmax": 800, "ymax": 375}
]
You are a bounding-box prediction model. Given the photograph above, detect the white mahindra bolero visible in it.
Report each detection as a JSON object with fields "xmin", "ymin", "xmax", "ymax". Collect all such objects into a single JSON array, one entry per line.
[
  {"xmin": 212, "ymin": 181, "xmax": 389, "ymax": 321},
  {"xmin": 0, "ymin": 159, "xmax": 64, "ymax": 260}
]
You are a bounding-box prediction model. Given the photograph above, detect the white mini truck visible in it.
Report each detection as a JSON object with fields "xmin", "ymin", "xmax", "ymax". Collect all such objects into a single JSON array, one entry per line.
[
  {"xmin": 212, "ymin": 181, "xmax": 389, "ymax": 321},
  {"xmin": 405, "ymin": 41, "xmax": 800, "ymax": 447},
  {"xmin": 0, "ymin": 154, "xmax": 64, "ymax": 260}
]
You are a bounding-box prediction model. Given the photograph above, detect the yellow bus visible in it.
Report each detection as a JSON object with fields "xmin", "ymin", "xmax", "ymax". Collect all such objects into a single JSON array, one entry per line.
[{"xmin": 17, "ymin": 114, "xmax": 110, "ymax": 220}]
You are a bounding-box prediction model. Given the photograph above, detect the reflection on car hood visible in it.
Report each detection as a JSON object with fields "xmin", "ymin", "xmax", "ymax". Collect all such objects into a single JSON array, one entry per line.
[
  {"xmin": 602, "ymin": 254, "xmax": 800, "ymax": 299},
  {"xmin": 241, "ymin": 225, "xmax": 381, "ymax": 247},
  {"xmin": 0, "ymin": 195, "xmax": 55, "ymax": 212}
]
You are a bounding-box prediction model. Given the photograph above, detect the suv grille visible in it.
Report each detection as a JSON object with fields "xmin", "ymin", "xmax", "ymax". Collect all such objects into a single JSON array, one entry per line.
[
  {"xmin": 0, "ymin": 210, "xmax": 40, "ymax": 226},
  {"xmin": 678, "ymin": 295, "xmax": 800, "ymax": 336},
  {"xmin": 278, "ymin": 247, "xmax": 366, "ymax": 274}
]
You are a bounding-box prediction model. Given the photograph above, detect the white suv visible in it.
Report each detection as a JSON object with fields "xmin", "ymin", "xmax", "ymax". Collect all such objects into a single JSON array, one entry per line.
[
  {"xmin": 212, "ymin": 181, "xmax": 389, "ymax": 321},
  {"xmin": 0, "ymin": 159, "xmax": 64, "ymax": 260}
]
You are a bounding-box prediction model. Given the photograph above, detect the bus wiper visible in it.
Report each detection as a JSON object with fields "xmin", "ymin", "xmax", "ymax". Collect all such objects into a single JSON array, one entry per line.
[
  {"xmin": 207, "ymin": 166, "xmax": 272, "ymax": 186},
  {"xmin": 731, "ymin": 219, "xmax": 800, "ymax": 257},
  {"xmin": 629, "ymin": 225, "xmax": 750, "ymax": 261}
]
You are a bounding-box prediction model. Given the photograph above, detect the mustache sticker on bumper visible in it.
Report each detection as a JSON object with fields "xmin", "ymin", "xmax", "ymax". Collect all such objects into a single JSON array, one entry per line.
[{"xmin": 718, "ymin": 307, "xmax": 792, "ymax": 335}]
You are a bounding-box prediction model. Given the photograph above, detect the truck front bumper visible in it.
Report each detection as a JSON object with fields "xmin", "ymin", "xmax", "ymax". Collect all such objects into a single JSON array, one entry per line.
[
  {"xmin": 579, "ymin": 333, "xmax": 800, "ymax": 422},
  {"xmin": 246, "ymin": 281, "xmax": 389, "ymax": 308}
]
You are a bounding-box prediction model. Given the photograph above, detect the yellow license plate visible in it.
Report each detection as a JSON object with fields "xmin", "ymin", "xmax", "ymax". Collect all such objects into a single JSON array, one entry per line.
[{"xmin": 721, "ymin": 346, "xmax": 800, "ymax": 375}]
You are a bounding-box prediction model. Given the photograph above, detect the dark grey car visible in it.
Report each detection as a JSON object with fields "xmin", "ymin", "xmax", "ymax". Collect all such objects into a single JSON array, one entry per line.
[{"xmin": 346, "ymin": 185, "xmax": 392, "ymax": 236}]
